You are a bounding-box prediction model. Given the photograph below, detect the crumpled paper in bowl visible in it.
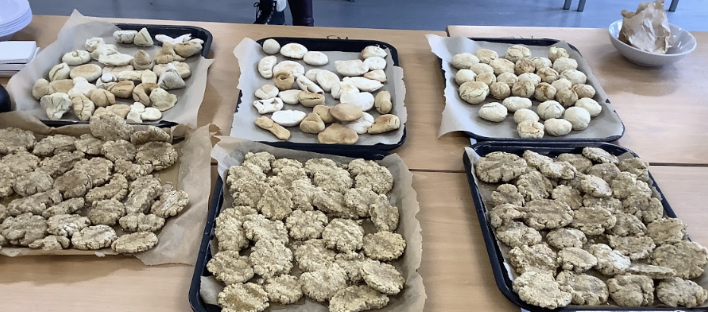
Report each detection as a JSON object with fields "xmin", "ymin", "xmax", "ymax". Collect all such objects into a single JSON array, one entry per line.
[{"xmin": 619, "ymin": 0, "xmax": 673, "ymax": 54}]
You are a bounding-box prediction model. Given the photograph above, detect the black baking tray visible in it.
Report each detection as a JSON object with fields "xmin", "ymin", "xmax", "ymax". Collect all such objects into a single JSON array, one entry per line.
[
  {"xmin": 462, "ymin": 141, "xmax": 702, "ymax": 312},
  {"xmin": 233, "ymin": 37, "xmax": 405, "ymax": 158},
  {"xmin": 39, "ymin": 22, "xmax": 213, "ymax": 128},
  {"xmin": 437, "ymin": 37, "xmax": 625, "ymax": 143}
]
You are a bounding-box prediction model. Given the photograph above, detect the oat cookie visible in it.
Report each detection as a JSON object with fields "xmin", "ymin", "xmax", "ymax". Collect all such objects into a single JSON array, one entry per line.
[
  {"xmin": 124, "ymin": 182, "xmax": 162, "ymax": 214},
  {"xmin": 345, "ymin": 159, "xmax": 380, "ymax": 176},
  {"xmin": 512, "ymin": 271, "xmax": 572, "ymax": 309},
  {"xmin": 207, "ymin": 250, "xmax": 254, "ymax": 285},
  {"xmin": 344, "ymin": 188, "xmax": 381, "ymax": 218},
  {"xmin": 90, "ymin": 114, "xmax": 133, "ymax": 141},
  {"xmin": 243, "ymin": 151, "xmax": 275, "ymax": 173},
  {"xmin": 540, "ymin": 161, "xmax": 575, "ymax": 180},
  {"xmin": 111, "ymin": 231, "xmax": 158, "ymax": 254},
  {"xmin": 623, "ymin": 195, "xmax": 663, "ymax": 223},
  {"xmin": 582, "ymin": 147, "xmax": 619, "ymax": 164},
  {"xmin": 13, "ymin": 170, "xmax": 53, "ymax": 197},
  {"xmin": 42, "ymin": 197, "xmax": 85, "ymax": 218},
  {"xmin": 129, "ymin": 126, "xmax": 171, "ymax": 145},
  {"xmin": 656, "ymin": 277, "xmax": 708, "ymax": 307},
  {"xmin": 85, "ymin": 173, "xmax": 128, "ymax": 204},
  {"xmin": 588, "ymin": 244, "xmax": 630, "ymax": 276},
  {"xmin": 149, "ymin": 190, "xmax": 188, "ymax": 218},
  {"xmin": 475, "ymin": 151, "xmax": 528, "ymax": 183},
  {"xmin": 329, "ymin": 285, "xmax": 389, "ymax": 312},
  {"xmin": 551, "ymin": 185, "xmax": 582, "ymax": 210},
  {"xmin": 522, "ymin": 150, "xmax": 553, "ymax": 169},
  {"xmin": 0, "ymin": 127, "xmax": 36, "ymax": 152},
  {"xmin": 516, "ymin": 170, "xmax": 554, "ymax": 201},
  {"xmin": 582, "ymin": 194, "xmax": 622, "ymax": 211},
  {"xmin": 352, "ymin": 164, "xmax": 393, "ymax": 195},
  {"xmin": 608, "ymin": 212, "xmax": 646, "ymax": 236},
  {"xmin": 218, "ymin": 283, "xmax": 269, "ymax": 312},
  {"xmin": 47, "ymin": 214, "xmax": 90, "ymax": 237},
  {"xmin": 71, "ymin": 225, "xmax": 117, "ymax": 250},
  {"xmin": 119, "ymin": 213, "xmax": 165, "ymax": 232},
  {"xmin": 546, "ymin": 228, "xmax": 587, "ymax": 249},
  {"xmin": 257, "ymin": 185, "xmax": 293, "ymax": 220},
  {"xmin": 369, "ymin": 199, "xmax": 399, "ymax": 232},
  {"xmin": 300, "ymin": 264, "xmax": 349, "ymax": 302},
  {"xmin": 285, "ymin": 209, "xmax": 327, "ymax": 240},
  {"xmin": 312, "ymin": 167, "xmax": 353, "ymax": 193},
  {"xmin": 557, "ymin": 153, "xmax": 593, "ymax": 173},
  {"xmin": 627, "ymin": 264, "xmax": 676, "ymax": 279},
  {"xmin": 113, "ymin": 160, "xmax": 153, "ymax": 181},
  {"xmin": 509, "ymin": 243, "xmax": 558, "ymax": 275},
  {"xmin": 74, "ymin": 134, "xmax": 104, "ymax": 155},
  {"xmin": 101, "ymin": 139, "xmax": 137, "ymax": 162},
  {"xmin": 363, "ymin": 231, "xmax": 406, "ymax": 261},
  {"xmin": 88, "ymin": 199, "xmax": 125, "ymax": 225},
  {"xmin": 491, "ymin": 184, "xmax": 525, "ymax": 207},
  {"xmin": 242, "ymin": 214, "xmax": 289, "ymax": 244},
  {"xmin": 28, "ymin": 235, "xmax": 71, "ymax": 250},
  {"xmin": 264, "ymin": 275, "xmax": 303, "ymax": 304},
  {"xmin": 334, "ymin": 252, "xmax": 367, "ymax": 283},
  {"xmin": 571, "ymin": 206, "xmax": 616, "ymax": 235},
  {"xmin": 7, "ymin": 189, "xmax": 62, "ymax": 216},
  {"xmin": 618, "ymin": 157, "xmax": 650, "ymax": 182},
  {"xmin": 647, "ymin": 218, "xmax": 686, "ymax": 244},
  {"xmin": 558, "ymin": 247, "xmax": 597, "ymax": 273},
  {"xmin": 586, "ymin": 163, "xmax": 621, "ymax": 183},
  {"xmin": 38, "ymin": 151, "xmax": 84, "ymax": 178},
  {"xmin": 215, "ymin": 209, "xmax": 249, "ymax": 252},
  {"xmin": 496, "ymin": 221, "xmax": 542, "ymax": 248},
  {"xmin": 135, "ymin": 141, "xmax": 178, "ymax": 171},
  {"xmin": 608, "ymin": 235, "xmax": 655, "ymax": 260},
  {"xmin": 611, "ymin": 172, "xmax": 652, "ymax": 200},
  {"xmin": 272, "ymin": 158, "xmax": 303, "ymax": 171},
  {"xmin": 652, "ymin": 241, "xmax": 708, "ymax": 279},
  {"xmin": 129, "ymin": 175, "xmax": 162, "ymax": 192},
  {"xmin": 267, "ymin": 166, "xmax": 307, "ymax": 189},
  {"xmin": 1, "ymin": 213, "xmax": 48, "ymax": 246},
  {"xmin": 523, "ymin": 199, "xmax": 573, "ymax": 230},
  {"xmin": 304, "ymin": 158, "xmax": 338, "ymax": 176},
  {"xmin": 313, "ymin": 189, "xmax": 358, "ymax": 218},
  {"xmin": 73, "ymin": 157, "xmax": 113, "ymax": 186},
  {"xmin": 488, "ymin": 203, "xmax": 525, "ymax": 228},
  {"xmin": 294, "ymin": 239, "xmax": 337, "ymax": 272},
  {"xmin": 231, "ymin": 179, "xmax": 270, "ymax": 208},
  {"xmin": 53, "ymin": 169, "xmax": 93, "ymax": 198},
  {"xmin": 607, "ymin": 274, "xmax": 654, "ymax": 307},
  {"xmin": 32, "ymin": 134, "xmax": 76, "ymax": 157},
  {"xmin": 290, "ymin": 179, "xmax": 317, "ymax": 211},
  {"xmin": 0, "ymin": 204, "xmax": 7, "ymax": 223},
  {"xmin": 0, "ymin": 151, "xmax": 40, "ymax": 175},
  {"xmin": 580, "ymin": 175, "xmax": 612, "ymax": 198},
  {"xmin": 227, "ymin": 164, "xmax": 267, "ymax": 189},
  {"xmin": 0, "ymin": 168, "xmax": 16, "ymax": 198},
  {"xmin": 322, "ymin": 218, "xmax": 365, "ymax": 252},
  {"xmin": 361, "ymin": 260, "xmax": 405, "ymax": 295},
  {"xmin": 556, "ymin": 271, "xmax": 608, "ymax": 305}
]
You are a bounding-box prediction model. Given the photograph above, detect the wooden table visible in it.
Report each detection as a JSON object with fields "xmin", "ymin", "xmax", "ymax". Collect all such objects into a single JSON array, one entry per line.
[{"xmin": 447, "ymin": 25, "xmax": 708, "ymax": 166}]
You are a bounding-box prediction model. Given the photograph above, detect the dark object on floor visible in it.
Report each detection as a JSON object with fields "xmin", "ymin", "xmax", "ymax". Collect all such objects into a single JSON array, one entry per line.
[
  {"xmin": 0, "ymin": 85, "xmax": 10, "ymax": 113},
  {"xmin": 288, "ymin": 0, "xmax": 314, "ymax": 26},
  {"xmin": 254, "ymin": 0, "xmax": 285, "ymax": 25}
]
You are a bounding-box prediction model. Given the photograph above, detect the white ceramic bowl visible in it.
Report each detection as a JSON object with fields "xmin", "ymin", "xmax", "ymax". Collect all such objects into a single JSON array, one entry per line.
[{"xmin": 608, "ymin": 19, "xmax": 696, "ymax": 67}]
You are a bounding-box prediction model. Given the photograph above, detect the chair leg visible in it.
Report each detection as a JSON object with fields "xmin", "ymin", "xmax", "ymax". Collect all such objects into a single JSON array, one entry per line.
[
  {"xmin": 563, "ymin": 0, "xmax": 572, "ymax": 10},
  {"xmin": 669, "ymin": 0, "xmax": 679, "ymax": 12},
  {"xmin": 577, "ymin": 0, "xmax": 586, "ymax": 12}
]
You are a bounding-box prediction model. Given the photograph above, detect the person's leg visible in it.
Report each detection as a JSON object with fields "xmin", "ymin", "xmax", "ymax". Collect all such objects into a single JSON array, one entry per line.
[
  {"xmin": 287, "ymin": 0, "xmax": 314, "ymax": 26},
  {"xmin": 254, "ymin": 0, "xmax": 286, "ymax": 25}
]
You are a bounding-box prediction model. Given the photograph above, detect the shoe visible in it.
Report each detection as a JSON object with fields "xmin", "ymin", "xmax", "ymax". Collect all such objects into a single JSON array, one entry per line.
[{"xmin": 254, "ymin": 0, "xmax": 285, "ymax": 25}]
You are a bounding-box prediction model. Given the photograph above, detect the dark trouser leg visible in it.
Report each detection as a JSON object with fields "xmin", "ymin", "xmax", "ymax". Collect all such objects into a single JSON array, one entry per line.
[{"xmin": 288, "ymin": 0, "xmax": 314, "ymax": 26}]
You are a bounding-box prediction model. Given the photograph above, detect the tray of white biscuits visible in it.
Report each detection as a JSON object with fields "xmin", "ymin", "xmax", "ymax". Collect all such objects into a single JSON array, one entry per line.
[{"xmin": 463, "ymin": 141, "xmax": 708, "ymax": 310}]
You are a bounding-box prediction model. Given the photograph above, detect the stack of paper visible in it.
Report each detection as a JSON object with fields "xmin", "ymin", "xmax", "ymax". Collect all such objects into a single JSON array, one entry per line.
[{"xmin": 0, "ymin": 41, "xmax": 39, "ymax": 77}]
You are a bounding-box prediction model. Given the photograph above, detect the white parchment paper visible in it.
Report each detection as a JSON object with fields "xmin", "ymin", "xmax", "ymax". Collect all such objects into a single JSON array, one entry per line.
[
  {"xmin": 6, "ymin": 11, "xmax": 214, "ymax": 128},
  {"xmin": 428, "ymin": 35, "xmax": 624, "ymax": 141},
  {"xmin": 230, "ymin": 38, "xmax": 407, "ymax": 145},
  {"xmin": 198, "ymin": 137, "xmax": 425, "ymax": 311}
]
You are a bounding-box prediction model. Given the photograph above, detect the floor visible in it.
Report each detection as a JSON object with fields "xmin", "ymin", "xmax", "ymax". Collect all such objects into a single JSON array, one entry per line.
[{"xmin": 27, "ymin": 0, "xmax": 708, "ymax": 31}]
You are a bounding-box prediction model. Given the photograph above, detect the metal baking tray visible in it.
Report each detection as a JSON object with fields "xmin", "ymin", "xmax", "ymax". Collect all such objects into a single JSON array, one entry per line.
[
  {"xmin": 463, "ymin": 141, "xmax": 702, "ymax": 311},
  {"xmin": 437, "ymin": 37, "xmax": 625, "ymax": 143},
  {"xmin": 233, "ymin": 37, "xmax": 406, "ymax": 158},
  {"xmin": 40, "ymin": 22, "xmax": 213, "ymax": 128}
]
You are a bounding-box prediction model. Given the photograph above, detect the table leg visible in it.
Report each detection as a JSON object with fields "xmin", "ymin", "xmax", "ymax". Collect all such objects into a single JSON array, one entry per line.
[
  {"xmin": 577, "ymin": 0, "xmax": 586, "ymax": 12},
  {"xmin": 669, "ymin": 0, "xmax": 679, "ymax": 12},
  {"xmin": 563, "ymin": 0, "xmax": 572, "ymax": 10}
]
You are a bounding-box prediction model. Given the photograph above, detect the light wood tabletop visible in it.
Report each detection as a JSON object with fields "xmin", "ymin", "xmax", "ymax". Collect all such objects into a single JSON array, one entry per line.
[{"xmin": 447, "ymin": 25, "xmax": 708, "ymax": 166}]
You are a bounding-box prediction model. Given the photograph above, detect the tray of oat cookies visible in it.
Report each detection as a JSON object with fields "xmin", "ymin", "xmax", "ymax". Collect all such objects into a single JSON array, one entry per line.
[
  {"xmin": 231, "ymin": 37, "xmax": 407, "ymax": 157},
  {"xmin": 463, "ymin": 141, "xmax": 708, "ymax": 311},
  {"xmin": 189, "ymin": 138, "xmax": 425, "ymax": 312},
  {"xmin": 427, "ymin": 34, "xmax": 624, "ymax": 142}
]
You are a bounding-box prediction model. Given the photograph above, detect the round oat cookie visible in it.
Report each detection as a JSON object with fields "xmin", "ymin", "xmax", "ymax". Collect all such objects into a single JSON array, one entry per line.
[
  {"xmin": 150, "ymin": 190, "xmax": 189, "ymax": 218},
  {"xmin": 558, "ymin": 247, "xmax": 597, "ymax": 273},
  {"xmin": 653, "ymin": 241, "xmax": 708, "ymax": 279},
  {"xmin": 42, "ymin": 197, "xmax": 85, "ymax": 218},
  {"xmin": 623, "ymin": 195, "xmax": 663, "ymax": 223},
  {"xmin": 312, "ymin": 167, "xmax": 353, "ymax": 194},
  {"xmin": 607, "ymin": 274, "xmax": 654, "ymax": 307},
  {"xmin": 71, "ymin": 225, "xmax": 118, "ymax": 250},
  {"xmin": 369, "ymin": 199, "xmax": 399, "ymax": 232},
  {"xmin": 475, "ymin": 151, "xmax": 528, "ymax": 183},
  {"xmin": 647, "ymin": 218, "xmax": 686, "ymax": 245},
  {"xmin": 218, "ymin": 283, "xmax": 269, "ymax": 312},
  {"xmin": 13, "ymin": 170, "xmax": 53, "ymax": 197},
  {"xmin": 363, "ymin": 231, "xmax": 406, "ymax": 261},
  {"xmin": 608, "ymin": 235, "xmax": 655, "ymax": 260},
  {"xmin": 73, "ymin": 157, "xmax": 113, "ymax": 186},
  {"xmin": 586, "ymin": 163, "xmax": 621, "ymax": 183},
  {"xmin": 272, "ymin": 158, "xmax": 303, "ymax": 171},
  {"xmin": 264, "ymin": 274, "xmax": 302, "ymax": 304},
  {"xmin": 495, "ymin": 221, "xmax": 542, "ymax": 248},
  {"xmin": 242, "ymin": 214, "xmax": 288, "ymax": 244},
  {"xmin": 588, "ymin": 244, "xmax": 630, "ymax": 276},
  {"xmin": 523, "ymin": 199, "xmax": 573, "ymax": 230},
  {"xmin": 129, "ymin": 126, "xmax": 171, "ymax": 145},
  {"xmin": 206, "ymin": 250, "xmax": 254, "ymax": 285},
  {"xmin": 611, "ymin": 172, "xmax": 652, "ymax": 200},
  {"xmin": 243, "ymin": 151, "xmax": 275, "ymax": 173},
  {"xmin": 111, "ymin": 231, "xmax": 158, "ymax": 254},
  {"xmin": 300, "ymin": 264, "xmax": 349, "ymax": 302},
  {"xmin": 608, "ymin": 212, "xmax": 646, "ymax": 236},
  {"xmin": 215, "ymin": 210, "xmax": 249, "ymax": 252},
  {"xmin": 295, "ymin": 239, "xmax": 337, "ymax": 272},
  {"xmin": 119, "ymin": 213, "xmax": 165, "ymax": 232},
  {"xmin": 74, "ymin": 134, "xmax": 103, "ymax": 156},
  {"xmin": 546, "ymin": 228, "xmax": 587, "ymax": 249},
  {"xmin": 285, "ymin": 209, "xmax": 327, "ymax": 240},
  {"xmin": 47, "ymin": 214, "xmax": 90, "ymax": 237},
  {"xmin": 0, "ymin": 151, "xmax": 40, "ymax": 176},
  {"xmin": 267, "ymin": 166, "xmax": 307, "ymax": 189},
  {"xmin": 551, "ymin": 185, "xmax": 582, "ymax": 210},
  {"xmin": 0, "ymin": 127, "xmax": 36, "ymax": 152},
  {"xmin": 249, "ymin": 239, "xmax": 293, "ymax": 278},
  {"xmin": 1, "ymin": 213, "xmax": 47, "ymax": 246},
  {"xmin": 352, "ymin": 164, "xmax": 394, "ymax": 195},
  {"xmin": 101, "ymin": 139, "xmax": 137, "ymax": 162},
  {"xmin": 334, "ymin": 252, "xmax": 367, "ymax": 283},
  {"xmin": 113, "ymin": 160, "xmax": 153, "ymax": 181},
  {"xmin": 361, "ymin": 260, "xmax": 405, "ymax": 295},
  {"xmin": 512, "ymin": 271, "xmax": 572, "ymax": 309},
  {"xmin": 509, "ymin": 243, "xmax": 558, "ymax": 275},
  {"xmin": 571, "ymin": 206, "xmax": 616, "ymax": 236},
  {"xmin": 583, "ymin": 194, "xmax": 622, "ymax": 211},
  {"xmin": 135, "ymin": 141, "xmax": 178, "ymax": 171},
  {"xmin": 540, "ymin": 161, "xmax": 575, "ymax": 180},
  {"xmin": 313, "ymin": 189, "xmax": 353, "ymax": 217},
  {"xmin": 0, "ymin": 168, "xmax": 16, "ymax": 199},
  {"xmin": 488, "ymin": 203, "xmax": 525, "ymax": 229},
  {"xmin": 256, "ymin": 185, "xmax": 293, "ymax": 221},
  {"xmin": 343, "ymin": 188, "xmax": 380, "ymax": 218},
  {"xmin": 580, "ymin": 175, "xmax": 612, "ymax": 198},
  {"xmin": 345, "ymin": 159, "xmax": 380, "ymax": 176},
  {"xmin": 522, "ymin": 150, "xmax": 552, "ymax": 169},
  {"xmin": 556, "ymin": 271, "xmax": 608, "ymax": 305},
  {"xmin": 618, "ymin": 157, "xmax": 650, "ymax": 182},
  {"xmin": 657, "ymin": 277, "xmax": 708, "ymax": 307},
  {"xmin": 28, "ymin": 235, "xmax": 70, "ymax": 250},
  {"xmin": 304, "ymin": 158, "xmax": 338, "ymax": 176},
  {"xmin": 627, "ymin": 264, "xmax": 676, "ymax": 279},
  {"xmin": 322, "ymin": 218, "xmax": 365, "ymax": 253},
  {"xmin": 290, "ymin": 179, "xmax": 317, "ymax": 211},
  {"xmin": 557, "ymin": 153, "xmax": 593, "ymax": 173},
  {"xmin": 582, "ymin": 147, "xmax": 619, "ymax": 164},
  {"xmin": 54, "ymin": 169, "xmax": 93, "ymax": 199},
  {"xmin": 230, "ymin": 178, "xmax": 270, "ymax": 208},
  {"xmin": 515, "ymin": 170, "xmax": 554, "ymax": 201},
  {"xmin": 329, "ymin": 285, "xmax": 390, "ymax": 312},
  {"xmin": 39, "ymin": 151, "xmax": 85, "ymax": 178},
  {"xmin": 491, "ymin": 183, "xmax": 525, "ymax": 207},
  {"xmin": 7, "ymin": 189, "xmax": 63, "ymax": 216},
  {"xmin": 227, "ymin": 163, "xmax": 267, "ymax": 187},
  {"xmin": 89, "ymin": 114, "xmax": 133, "ymax": 141},
  {"xmin": 88, "ymin": 199, "xmax": 126, "ymax": 226}
]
